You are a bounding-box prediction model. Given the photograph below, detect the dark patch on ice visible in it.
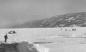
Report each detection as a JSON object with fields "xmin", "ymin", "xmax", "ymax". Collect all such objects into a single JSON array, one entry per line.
[{"xmin": 0, "ymin": 42, "xmax": 39, "ymax": 52}]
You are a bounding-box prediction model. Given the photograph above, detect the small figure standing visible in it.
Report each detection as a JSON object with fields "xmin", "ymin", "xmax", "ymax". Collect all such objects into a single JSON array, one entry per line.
[{"xmin": 4, "ymin": 34, "xmax": 8, "ymax": 43}]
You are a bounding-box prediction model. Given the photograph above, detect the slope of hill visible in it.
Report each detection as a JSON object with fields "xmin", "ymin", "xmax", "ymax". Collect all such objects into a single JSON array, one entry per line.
[
  {"xmin": 9, "ymin": 12, "xmax": 86, "ymax": 28},
  {"xmin": 0, "ymin": 42, "xmax": 38, "ymax": 52}
]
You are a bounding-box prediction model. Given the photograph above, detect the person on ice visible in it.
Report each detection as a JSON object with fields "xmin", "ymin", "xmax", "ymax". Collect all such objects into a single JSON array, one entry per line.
[{"xmin": 4, "ymin": 34, "xmax": 8, "ymax": 43}]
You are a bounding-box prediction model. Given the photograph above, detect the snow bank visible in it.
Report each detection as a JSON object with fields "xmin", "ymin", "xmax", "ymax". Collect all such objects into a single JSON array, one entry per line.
[{"xmin": 34, "ymin": 44, "xmax": 49, "ymax": 52}]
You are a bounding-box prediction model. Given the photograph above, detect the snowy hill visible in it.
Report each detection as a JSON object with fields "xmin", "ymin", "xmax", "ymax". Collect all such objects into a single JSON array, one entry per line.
[{"xmin": 9, "ymin": 12, "xmax": 86, "ymax": 28}]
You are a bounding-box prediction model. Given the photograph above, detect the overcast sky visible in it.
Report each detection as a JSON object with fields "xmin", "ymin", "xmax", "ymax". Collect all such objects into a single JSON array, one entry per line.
[{"xmin": 0, "ymin": 0, "xmax": 86, "ymax": 27}]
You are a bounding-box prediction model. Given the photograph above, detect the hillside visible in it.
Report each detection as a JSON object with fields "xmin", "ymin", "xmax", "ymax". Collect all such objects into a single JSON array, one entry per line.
[
  {"xmin": 10, "ymin": 12, "xmax": 86, "ymax": 28},
  {"xmin": 0, "ymin": 42, "xmax": 38, "ymax": 52}
]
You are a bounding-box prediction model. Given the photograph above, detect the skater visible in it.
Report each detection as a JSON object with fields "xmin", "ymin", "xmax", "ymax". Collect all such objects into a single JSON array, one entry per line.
[{"xmin": 4, "ymin": 34, "xmax": 8, "ymax": 43}]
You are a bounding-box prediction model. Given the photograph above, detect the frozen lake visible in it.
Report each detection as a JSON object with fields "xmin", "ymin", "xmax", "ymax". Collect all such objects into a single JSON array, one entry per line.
[{"xmin": 0, "ymin": 27, "xmax": 86, "ymax": 52}]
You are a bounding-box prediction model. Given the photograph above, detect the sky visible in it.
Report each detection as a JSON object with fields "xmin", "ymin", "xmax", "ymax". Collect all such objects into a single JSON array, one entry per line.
[{"xmin": 0, "ymin": 0, "xmax": 86, "ymax": 27}]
